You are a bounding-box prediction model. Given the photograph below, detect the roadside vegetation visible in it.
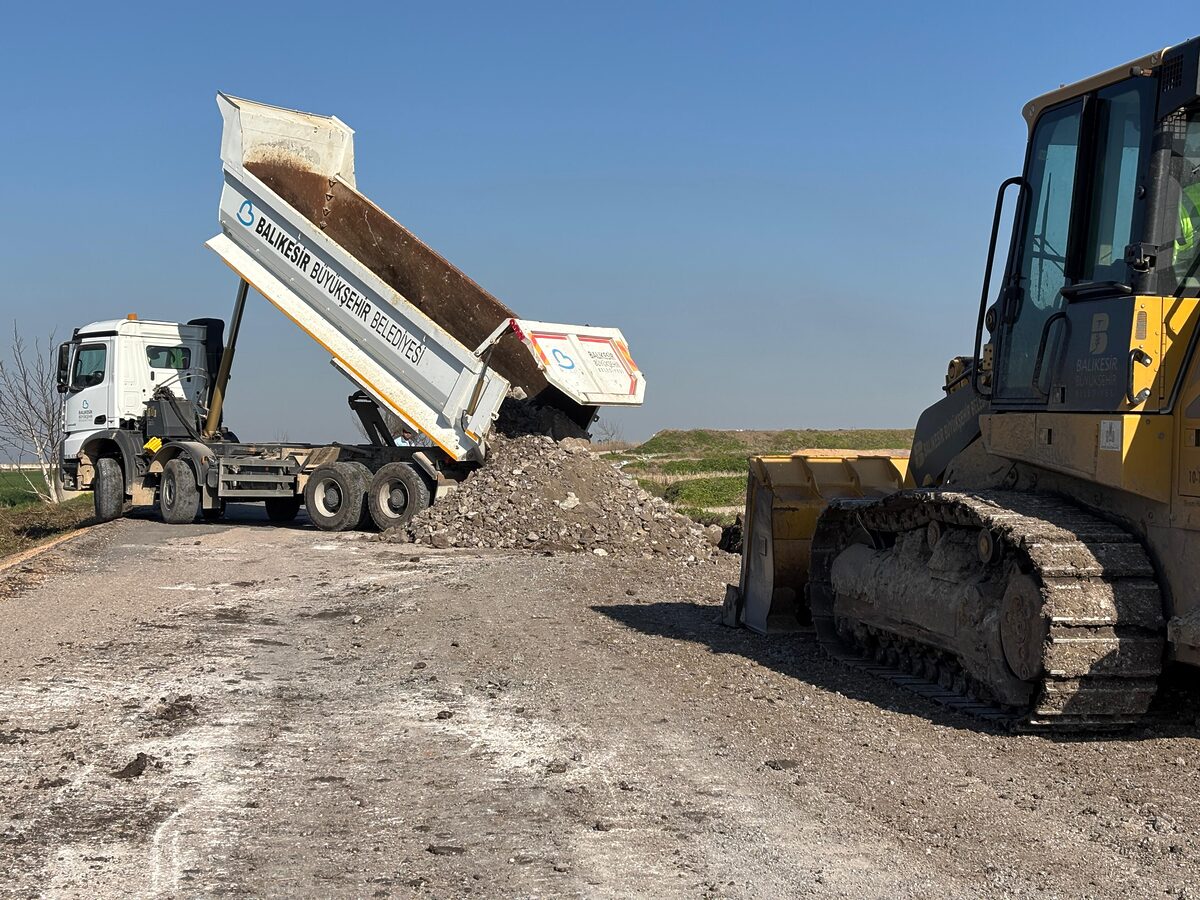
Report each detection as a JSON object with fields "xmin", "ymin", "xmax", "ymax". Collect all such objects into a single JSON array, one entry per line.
[
  {"xmin": 613, "ymin": 427, "xmax": 914, "ymax": 526},
  {"xmin": 0, "ymin": 326, "xmax": 66, "ymax": 504},
  {"xmin": 0, "ymin": 325, "xmax": 90, "ymax": 563},
  {"xmin": 0, "ymin": 494, "xmax": 93, "ymax": 560},
  {"xmin": 0, "ymin": 468, "xmax": 54, "ymax": 508}
]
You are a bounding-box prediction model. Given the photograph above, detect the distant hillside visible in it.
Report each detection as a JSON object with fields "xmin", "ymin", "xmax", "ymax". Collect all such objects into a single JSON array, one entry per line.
[{"xmin": 636, "ymin": 428, "xmax": 914, "ymax": 457}]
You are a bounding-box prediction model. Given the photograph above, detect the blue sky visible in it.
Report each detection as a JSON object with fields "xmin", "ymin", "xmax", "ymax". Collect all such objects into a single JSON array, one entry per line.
[{"xmin": 1, "ymin": 3, "xmax": 1189, "ymax": 441}]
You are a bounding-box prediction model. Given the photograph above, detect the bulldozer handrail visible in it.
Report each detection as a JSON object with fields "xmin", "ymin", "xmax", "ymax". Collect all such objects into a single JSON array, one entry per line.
[
  {"xmin": 973, "ymin": 176, "xmax": 1027, "ymax": 398},
  {"xmin": 1030, "ymin": 309, "xmax": 1068, "ymax": 399}
]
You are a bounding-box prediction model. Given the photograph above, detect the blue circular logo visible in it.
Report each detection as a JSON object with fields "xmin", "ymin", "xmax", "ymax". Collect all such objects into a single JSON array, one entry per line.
[
  {"xmin": 551, "ymin": 348, "xmax": 575, "ymax": 370},
  {"xmin": 237, "ymin": 200, "xmax": 255, "ymax": 226}
]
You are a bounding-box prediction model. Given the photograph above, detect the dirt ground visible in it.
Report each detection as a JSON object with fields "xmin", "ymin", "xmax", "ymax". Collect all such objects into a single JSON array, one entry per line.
[{"xmin": 3, "ymin": 511, "xmax": 1200, "ymax": 899}]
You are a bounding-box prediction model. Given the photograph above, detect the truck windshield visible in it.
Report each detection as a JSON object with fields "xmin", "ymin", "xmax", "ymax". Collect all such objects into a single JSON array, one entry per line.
[{"xmin": 70, "ymin": 344, "xmax": 106, "ymax": 390}]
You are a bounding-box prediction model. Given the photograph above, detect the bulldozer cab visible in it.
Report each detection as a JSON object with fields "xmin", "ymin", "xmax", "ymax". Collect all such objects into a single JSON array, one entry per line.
[{"xmin": 985, "ymin": 40, "xmax": 1200, "ymax": 418}]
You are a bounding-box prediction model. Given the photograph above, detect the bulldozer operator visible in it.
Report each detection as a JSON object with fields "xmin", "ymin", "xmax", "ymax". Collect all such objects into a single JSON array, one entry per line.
[{"xmin": 1174, "ymin": 123, "xmax": 1200, "ymax": 286}]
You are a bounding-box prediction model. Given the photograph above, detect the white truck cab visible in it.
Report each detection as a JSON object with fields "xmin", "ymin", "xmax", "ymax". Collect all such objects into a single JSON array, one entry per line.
[{"xmin": 60, "ymin": 316, "xmax": 212, "ymax": 465}]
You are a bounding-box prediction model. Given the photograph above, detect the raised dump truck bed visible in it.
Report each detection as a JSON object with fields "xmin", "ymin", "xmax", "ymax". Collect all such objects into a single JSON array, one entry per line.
[{"xmin": 209, "ymin": 94, "xmax": 643, "ymax": 462}]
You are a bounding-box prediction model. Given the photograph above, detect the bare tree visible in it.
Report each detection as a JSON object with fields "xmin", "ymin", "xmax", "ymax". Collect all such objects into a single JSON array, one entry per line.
[
  {"xmin": 0, "ymin": 325, "xmax": 65, "ymax": 503},
  {"xmin": 592, "ymin": 417, "xmax": 626, "ymax": 446}
]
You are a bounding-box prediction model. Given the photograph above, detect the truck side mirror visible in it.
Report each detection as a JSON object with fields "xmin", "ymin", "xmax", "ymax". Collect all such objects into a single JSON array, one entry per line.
[{"xmin": 56, "ymin": 342, "xmax": 70, "ymax": 391}]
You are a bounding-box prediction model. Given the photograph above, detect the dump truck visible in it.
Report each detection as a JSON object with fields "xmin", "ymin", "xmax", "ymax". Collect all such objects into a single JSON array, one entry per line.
[
  {"xmin": 726, "ymin": 37, "xmax": 1200, "ymax": 729},
  {"xmin": 57, "ymin": 95, "xmax": 644, "ymax": 530}
]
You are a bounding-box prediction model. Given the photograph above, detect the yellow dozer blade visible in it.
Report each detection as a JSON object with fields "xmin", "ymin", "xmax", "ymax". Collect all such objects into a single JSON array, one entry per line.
[{"xmin": 725, "ymin": 451, "xmax": 910, "ymax": 633}]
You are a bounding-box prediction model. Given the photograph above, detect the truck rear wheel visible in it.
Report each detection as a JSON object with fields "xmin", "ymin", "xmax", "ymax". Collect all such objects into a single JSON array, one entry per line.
[
  {"xmin": 161, "ymin": 458, "xmax": 200, "ymax": 524},
  {"xmin": 342, "ymin": 461, "xmax": 375, "ymax": 530},
  {"xmin": 367, "ymin": 463, "xmax": 431, "ymax": 530},
  {"xmin": 265, "ymin": 496, "xmax": 302, "ymax": 523},
  {"xmin": 93, "ymin": 457, "xmax": 125, "ymax": 522},
  {"xmin": 303, "ymin": 463, "xmax": 368, "ymax": 532}
]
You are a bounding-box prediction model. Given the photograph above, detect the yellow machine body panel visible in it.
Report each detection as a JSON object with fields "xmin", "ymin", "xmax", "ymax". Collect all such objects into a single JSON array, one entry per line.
[
  {"xmin": 1112, "ymin": 295, "xmax": 1199, "ymax": 412},
  {"xmin": 1175, "ymin": 315, "xmax": 1200, "ymax": 505},
  {"xmin": 981, "ymin": 413, "xmax": 1173, "ymax": 503},
  {"xmin": 979, "ymin": 294, "xmax": 1199, "ymax": 507}
]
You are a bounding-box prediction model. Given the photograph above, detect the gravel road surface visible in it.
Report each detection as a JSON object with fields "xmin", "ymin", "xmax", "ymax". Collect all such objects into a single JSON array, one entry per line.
[{"xmin": 3, "ymin": 512, "xmax": 1200, "ymax": 898}]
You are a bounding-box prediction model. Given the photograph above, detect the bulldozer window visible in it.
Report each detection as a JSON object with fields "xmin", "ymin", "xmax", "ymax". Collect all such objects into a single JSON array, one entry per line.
[
  {"xmin": 1168, "ymin": 110, "xmax": 1200, "ymax": 294},
  {"xmin": 1081, "ymin": 80, "xmax": 1153, "ymax": 283}
]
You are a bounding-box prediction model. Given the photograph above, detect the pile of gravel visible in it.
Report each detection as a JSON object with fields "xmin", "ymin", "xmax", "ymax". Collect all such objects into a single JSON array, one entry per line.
[{"xmin": 383, "ymin": 429, "xmax": 725, "ymax": 562}]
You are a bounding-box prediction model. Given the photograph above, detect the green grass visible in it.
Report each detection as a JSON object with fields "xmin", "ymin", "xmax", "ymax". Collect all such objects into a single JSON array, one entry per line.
[
  {"xmin": 675, "ymin": 506, "xmax": 739, "ymax": 527},
  {"xmin": 0, "ymin": 470, "xmax": 50, "ymax": 508},
  {"xmin": 602, "ymin": 452, "xmax": 640, "ymax": 465},
  {"xmin": 635, "ymin": 478, "xmax": 668, "ymax": 499},
  {"xmin": 637, "ymin": 430, "xmax": 746, "ymax": 456},
  {"xmin": 663, "ymin": 475, "xmax": 747, "ymax": 509},
  {"xmin": 625, "ymin": 454, "xmax": 750, "ymax": 476},
  {"xmin": 638, "ymin": 428, "xmax": 914, "ymax": 456}
]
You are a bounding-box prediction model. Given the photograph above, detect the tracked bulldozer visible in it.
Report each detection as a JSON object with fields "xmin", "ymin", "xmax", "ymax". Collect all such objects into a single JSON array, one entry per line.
[{"xmin": 727, "ymin": 38, "xmax": 1200, "ymax": 729}]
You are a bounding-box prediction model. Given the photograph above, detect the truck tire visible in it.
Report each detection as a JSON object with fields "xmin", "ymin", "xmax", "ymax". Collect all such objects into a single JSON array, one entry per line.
[
  {"xmin": 93, "ymin": 457, "xmax": 125, "ymax": 522},
  {"xmin": 342, "ymin": 461, "xmax": 375, "ymax": 530},
  {"xmin": 161, "ymin": 458, "xmax": 200, "ymax": 524},
  {"xmin": 303, "ymin": 463, "xmax": 368, "ymax": 532},
  {"xmin": 265, "ymin": 496, "xmax": 302, "ymax": 523},
  {"xmin": 367, "ymin": 462, "xmax": 431, "ymax": 531}
]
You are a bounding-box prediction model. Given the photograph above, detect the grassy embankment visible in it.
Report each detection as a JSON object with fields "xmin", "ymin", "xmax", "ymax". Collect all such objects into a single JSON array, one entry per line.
[
  {"xmin": 0, "ymin": 469, "xmax": 93, "ymax": 560},
  {"xmin": 610, "ymin": 428, "xmax": 914, "ymax": 525}
]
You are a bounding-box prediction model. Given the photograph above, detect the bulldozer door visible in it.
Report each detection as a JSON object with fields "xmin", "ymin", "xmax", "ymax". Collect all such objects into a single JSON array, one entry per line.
[
  {"xmin": 993, "ymin": 100, "xmax": 1083, "ymax": 403},
  {"xmin": 993, "ymin": 78, "xmax": 1155, "ymax": 410}
]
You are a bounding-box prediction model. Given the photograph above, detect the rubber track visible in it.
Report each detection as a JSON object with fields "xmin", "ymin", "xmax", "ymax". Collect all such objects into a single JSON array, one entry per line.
[{"xmin": 807, "ymin": 490, "xmax": 1165, "ymax": 730}]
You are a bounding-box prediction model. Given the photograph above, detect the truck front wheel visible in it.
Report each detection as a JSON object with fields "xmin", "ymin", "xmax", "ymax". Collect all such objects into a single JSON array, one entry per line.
[
  {"xmin": 93, "ymin": 457, "xmax": 125, "ymax": 522},
  {"xmin": 367, "ymin": 463, "xmax": 431, "ymax": 531},
  {"xmin": 303, "ymin": 463, "xmax": 368, "ymax": 532},
  {"xmin": 161, "ymin": 458, "xmax": 200, "ymax": 524}
]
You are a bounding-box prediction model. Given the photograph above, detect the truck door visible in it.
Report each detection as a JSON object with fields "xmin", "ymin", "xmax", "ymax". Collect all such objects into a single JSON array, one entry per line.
[{"xmin": 64, "ymin": 342, "xmax": 112, "ymax": 431}]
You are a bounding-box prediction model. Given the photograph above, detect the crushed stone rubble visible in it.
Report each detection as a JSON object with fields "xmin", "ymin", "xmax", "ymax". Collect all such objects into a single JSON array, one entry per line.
[{"xmin": 381, "ymin": 403, "xmax": 726, "ymax": 562}]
